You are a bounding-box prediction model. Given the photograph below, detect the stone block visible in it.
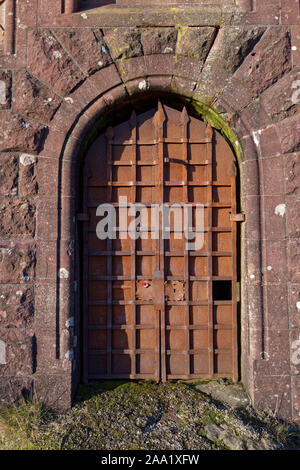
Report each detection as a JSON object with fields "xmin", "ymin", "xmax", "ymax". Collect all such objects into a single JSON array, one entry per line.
[
  {"xmin": 0, "ymin": 242, "xmax": 36, "ymax": 283},
  {"xmin": 0, "ymin": 285, "xmax": 34, "ymax": 328},
  {"xmin": 27, "ymin": 29, "xmax": 85, "ymax": 96},
  {"xmin": 0, "ymin": 198, "xmax": 35, "ymax": 239},
  {"xmin": 12, "ymin": 71, "xmax": 62, "ymax": 124},
  {"xmin": 53, "ymin": 28, "xmax": 112, "ymax": 75},
  {"xmin": 0, "ymin": 329, "xmax": 35, "ymax": 375},
  {"xmin": 0, "ymin": 154, "xmax": 18, "ymax": 196}
]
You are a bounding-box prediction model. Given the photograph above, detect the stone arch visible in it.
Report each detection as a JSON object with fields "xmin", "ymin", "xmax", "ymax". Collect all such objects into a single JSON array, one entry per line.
[{"xmin": 36, "ymin": 66, "xmax": 266, "ymax": 402}]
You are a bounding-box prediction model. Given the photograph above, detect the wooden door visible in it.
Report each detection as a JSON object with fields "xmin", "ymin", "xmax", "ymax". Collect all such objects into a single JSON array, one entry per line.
[{"xmin": 82, "ymin": 101, "xmax": 238, "ymax": 382}]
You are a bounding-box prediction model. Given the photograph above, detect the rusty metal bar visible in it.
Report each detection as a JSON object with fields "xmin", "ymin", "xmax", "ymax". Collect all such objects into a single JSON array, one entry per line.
[
  {"xmin": 129, "ymin": 111, "xmax": 137, "ymax": 378},
  {"xmin": 154, "ymin": 100, "xmax": 166, "ymax": 382},
  {"xmin": 206, "ymin": 124, "xmax": 214, "ymax": 378},
  {"xmin": 229, "ymin": 160, "xmax": 239, "ymax": 383},
  {"xmin": 105, "ymin": 126, "xmax": 114, "ymax": 378},
  {"xmin": 181, "ymin": 107, "xmax": 191, "ymax": 379}
]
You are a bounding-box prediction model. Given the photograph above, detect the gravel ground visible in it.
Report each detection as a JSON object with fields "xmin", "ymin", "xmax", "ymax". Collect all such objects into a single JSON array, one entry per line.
[{"xmin": 31, "ymin": 380, "xmax": 300, "ymax": 450}]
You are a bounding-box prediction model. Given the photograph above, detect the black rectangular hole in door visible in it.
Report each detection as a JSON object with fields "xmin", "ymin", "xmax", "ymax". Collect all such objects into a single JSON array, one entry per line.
[{"xmin": 213, "ymin": 281, "xmax": 232, "ymax": 301}]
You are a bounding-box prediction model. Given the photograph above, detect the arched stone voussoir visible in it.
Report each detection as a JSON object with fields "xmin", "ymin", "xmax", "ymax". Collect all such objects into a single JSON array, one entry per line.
[
  {"xmin": 44, "ymin": 70, "xmax": 250, "ymax": 171},
  {"xmin": 27, "ymin": 28, "xmax": 86, "ymax": 98}
]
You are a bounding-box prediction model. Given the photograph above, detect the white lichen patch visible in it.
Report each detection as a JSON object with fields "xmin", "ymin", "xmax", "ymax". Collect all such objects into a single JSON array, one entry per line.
[
  {"xmin": 20, "ymin": 154, "xmax": 36, "ymax": 166},
  {"xmin": 296, "ymin": 301, "xmax": 300, "ymax": 311},
  {"xmin": 58, "ymin": 268, "xmax": 69, "ymax": 279},
  {"xmin": 0, "ymin": 80, "xmax": 6, "ymax": 105},
  {"xmin": 0, "ymin": 340, "xmax": 6, "ymax": 365},
  {"xmin": 81, "ymin": 13, "xmax": 88, "ymax": 20},
  {"xmin": 252, "ymin": 130, "xmax": 262, "ymax": 147},
  {"xmin": 21, "ymin": 120, "xmax": 30, "ymax": 129},
  {"xmin": 53, "ymin": 50, "xmax": 62, "ymax": 60},
  {"xmin": 267, "ymin": 266, "xmax": 273, "ymax": 271},
  {"xmin": 64, "ymin": 97, "xmax": 74, "ymax": 104},
  {"xmin": 274, "ymin": 203, "xmax": 286, "ymax": 217},
  {"xmin": 138, "ymin": 80, "xmax": 147, "ymax": 90}
]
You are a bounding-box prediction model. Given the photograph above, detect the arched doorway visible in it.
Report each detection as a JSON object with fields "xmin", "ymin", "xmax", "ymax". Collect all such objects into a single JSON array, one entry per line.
[{"xmin": 81, "ymin": 101, "xmax": 239, "ymax": 383}]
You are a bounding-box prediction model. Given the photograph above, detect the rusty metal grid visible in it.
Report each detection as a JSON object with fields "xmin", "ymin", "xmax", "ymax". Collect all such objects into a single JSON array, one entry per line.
[{"xmin": 82, "ymin": 101, "xmax": 239, "ymax": 383}]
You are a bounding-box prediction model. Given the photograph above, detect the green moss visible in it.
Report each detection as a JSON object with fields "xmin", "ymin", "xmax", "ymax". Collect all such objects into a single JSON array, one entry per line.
[{"xmin": 190, "ymin": 99, "xmax": 243, "ymax": 164}]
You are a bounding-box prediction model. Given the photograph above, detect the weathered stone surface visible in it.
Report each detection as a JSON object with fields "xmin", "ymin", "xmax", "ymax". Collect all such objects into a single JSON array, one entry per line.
[
  {"xmin": 0, "ymin": 378, "xmax": 34, "ymax": 408},
  {"xmin": 261, "ymin": 156, "xmax": 284, "ymax": 195},
  {"xmin": 284, "ymin": 154, "xmax": 300, "ymax": 195},
  {"xmin": 206, "ymin": 26, "xmax": 266, "ymax": 74},
  {"xmin": 27, "ymin": 29, "xmax": 85, "ymax": 96},
  {"xmin": 53, "ymin": 28, "xmax": 112, "ymax": 75},
  {"xmin": 292, "ymin": 376, "xmax": 300, "ymax": 423},
  {"xmin": 286, "ymin": 197, "xmax": 300, "ymax": 238},
  {"xmin": 141, "ymin": 28, "xmax": 177, "ymax": 55},
  {"xmin": 260, "ymin": 69, "xmax": 300, "ymax": 122},
  {"xmin": 277, "ymin": 114, "xmax": 300, "ymax": 154},
  {"xmin": 0, "ymin": 285, "xmax": 34, "ymax": 328},
  {"xmin": 19, "ymin": 154, "xmax": 38, "ymax": 196},
  {"xmin": 281, "ymin": 0, "xmax": 300, "ymax": 25},
  {"xmin": 104, "ymin": 28, "xmax": 143, "ymax": 60},
  {"xmin": 253, "ymin": 374, "xmax": 293, "ymax": 421},
  {"xmin": 264, "ymin": 284, "xmax": 289, "ymax": 330},
  {"xmin": 0, "ymin": 242, "xmax": 36, "ymax": 283},
  {"xmin": 196, "ymin": 381, "xmax": 250, "ymax": 407},
  {"xmin": 0, "ymin": 198, "xmax": 35, "ymax": 239},
  {"xmin": 34, "ymin": 374, "xmax": 72, "ymax": 411},
  {"xmin": 0, "ymin": 329, "xmax": 35, "ymax": 375},
  {"xmin": 12, "ymin": 71, "xmax": 62, "ymax": 124},
  {"xmin": 292, "ymin": 25, "xmax": 300, "ymax": 66},
  {"xmin": 235, "ymin": 27, "xmax": 291, "ymax": 98},
  {"xmin": 0, "ymin": 112, "xmax": 47, "ymax": 154},
  {"xmin": 289, "ymin": 285, "xmax": 300, "ymax": 329},
  {"xmin": 0, "ymin": 154, "xmax": 18, "ymax": 196},
  {"xmin": 115, "ymin": 56, "xmax": 146, "ymax": 83},
  {"xmin": 288, "ymin": 240, "xmax": 300, "ymax": 283},
  {"xmin": 193, "ymin": 26, "xmax": 265, "ymax": 104},
  {"xmin": 0, "ymin": 70, "xmax": 12, "ymax": 110},
  {"xmin": 176, "ymin": 27, "xmax": 216, "ymax": 62}
]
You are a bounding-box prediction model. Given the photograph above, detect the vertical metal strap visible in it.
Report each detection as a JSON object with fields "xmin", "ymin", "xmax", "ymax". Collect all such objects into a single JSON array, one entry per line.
[
  {"xmin": 129, "ymin": 111, "xmax": 137, "ymax": 378},
  {"xmin": 82, "ymin": 166, "xmax": 89, "ymax": 383},
  {"xmin": 229, "ymin": 160, "xmax": 239, "ymax": 383},
  {"xmin": 180, "ymin": 107, "xmax": 191, "ymax": 378},
  {"xmin": 105, "ymin": 126, "xmax": 114, "ymax": 377},
  {"xmin": 154, "ymin": 100, "xmax": 166, "ymax": 382},
  {"xmin": 206, "ymin": 124, "xmax": 214, "ymax": 378}
]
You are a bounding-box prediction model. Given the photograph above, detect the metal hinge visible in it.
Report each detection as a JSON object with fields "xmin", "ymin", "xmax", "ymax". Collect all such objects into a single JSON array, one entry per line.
[
  {"xmin": 230, "ymin": 213, "xmax": 245, "ymax": 222},
  {"xmin": 77, "ymin": 213, "xmax": 89, "ymax": 222}
]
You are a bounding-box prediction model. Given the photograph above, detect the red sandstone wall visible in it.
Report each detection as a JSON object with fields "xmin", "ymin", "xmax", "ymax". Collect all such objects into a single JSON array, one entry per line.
[{"xmin": 0, "ymin": 0, "xmax": 299, "ymax": 421}]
